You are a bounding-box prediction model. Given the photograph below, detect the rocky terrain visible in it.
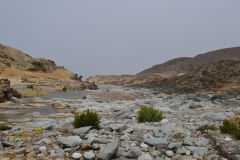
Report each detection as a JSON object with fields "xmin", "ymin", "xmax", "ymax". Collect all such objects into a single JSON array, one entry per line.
[
  {"xmin": 0, "ymin": 86, "xmax": 240, "ymax": 160},
  {"xmin": 0, "ymin": 44, "xmax": 97, "ymax": 99},
  {"xmin": 88, "ymin": 47, "xmax": 240, "ymax": 94}
]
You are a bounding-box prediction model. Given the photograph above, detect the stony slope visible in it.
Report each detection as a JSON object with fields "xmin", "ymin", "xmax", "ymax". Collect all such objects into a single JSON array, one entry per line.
[
  {"xmin": 88, "ymin": 47, "xmax": 240, "ymax": 93},
  {"xmin": 0, "ymin": 44, "xmax": 97, "ymax": 98},
  {"xmin": 139, "ymin": 47, "xmax": 240, "ymax": 77},
  {"xmin": 139, "ymin": 59, "xmax": 240, "ymax": 93}
]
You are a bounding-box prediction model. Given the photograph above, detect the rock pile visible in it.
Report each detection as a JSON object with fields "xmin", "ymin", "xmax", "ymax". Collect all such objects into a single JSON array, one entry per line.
[
  {"xmin": 0, "ymin": 86, "xmax": 240, "ymax": 159},
  {"xmin": 0, "ymin": 79, "xmax": 21, "ymax": 102}
]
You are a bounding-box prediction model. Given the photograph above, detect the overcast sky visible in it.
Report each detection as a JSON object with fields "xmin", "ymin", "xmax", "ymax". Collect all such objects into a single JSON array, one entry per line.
[{"xmin": 1, "ymin": 1, "xmax": 240, "ymax": 78}]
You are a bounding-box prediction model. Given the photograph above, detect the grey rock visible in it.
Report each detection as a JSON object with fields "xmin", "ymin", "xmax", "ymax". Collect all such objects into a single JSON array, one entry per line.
[
  {"xmin": 150, "ymin": 150, "xmax": 162, "ymax": 157},
  {"xmin": 72, "ymin": 153, "xmax": 82, "ymax": 159},
  {"xmin": 39, "ymin": 146, "xmax": 47, "ymax": 153},
  {"xmin": 0, "ymin": 142, "xmax": 3, "ymax": 149},
  {"xmin": 168, "ymin": 142, "xmax": 182, "ymax": 150},
  {"xmin": 109, "ymin": 124, "xmax": 128, "ymax": 132},
  {"xmin": 166, "ymin": 150, "xmax": 174, "ymax": 157},
  {"xmin": 42, "ymin": 131, "xmax": 58, "ymax": 138},
  {"xmin": 153, "ymin": 129, "xmax": 164, "ymax": 138},
  {"xmin": 144, "ymin": 138, "xmax": 169, "ymax": 146},
  {"xmin": 84, "ymin": 151, "xmax": 95, "ymax": 160},
  {"xmin": 189, "ymin": 103, "xmax": 202, "ymax": 109},
  {"xmin": 195, "ymin": 138, "xmax": 209, "ymax": 146},
  {"xmin": 159, "ymin": 123, "xmax": 176, "ymax": 135},
  {"xmin": 201, "ymin": 112, "xmax": 227, "ymax": 121},
  {"xmin": 97, "ymin": 141, "xmax": 118, "ymax": 160},
  {"xmin": 58, "ymin": 136, "xmax": 83, "ymax": 148},
  {"xmin": 138, "ymin": 153, "xmax": 152, "ymax": 160},
  {"xmin": 42, "ymin": 138, "xmax": 52, "ymax": 144},
  {"xmin": 111, "ymin": 109, "xmax": 133, "ymax": 120},
  {"xmin": 73, "ymin": 126, "xmax": 92, "ymax": 135},
  {"xmin": 177, "ymin": 147, "xmax": 187, "ymax": 155},
  {"xmin": 186, "ymin": 146, "xmax": 208, "ymax": 156},
  {"xmin": 1, "ymin": 142, "xmax": 14, "ymax": 147},
  {"xmin": 126, "ymin": 147, "xmax": 142, "ymax": 158},
  {"xmin": 183, "ymin": 137, "xmax": 194, "ymax": 146}
]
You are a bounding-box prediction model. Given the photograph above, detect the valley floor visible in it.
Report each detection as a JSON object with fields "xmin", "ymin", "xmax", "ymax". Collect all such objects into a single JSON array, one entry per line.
[{"xmin": 0, "ymin": 85, "xmax": 240, "ymax": 160}]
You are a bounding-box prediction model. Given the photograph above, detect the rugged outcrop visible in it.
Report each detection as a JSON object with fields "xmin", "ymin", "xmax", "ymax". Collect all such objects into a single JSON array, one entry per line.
[
  {"xmin": 138, "ymin": 59, "xmax": 240, "ymax": 93},
  {"xmin": 88, "ymin": 47, "xmax": 240, "ymax": 93},
  {"xmin": 0, "ymin": 43, "xmax": 97, "ymax": 97},
  {"xmin": 0, "ymin": 79, "xmax": 21, "ymax": 102},
  {"xmin": 139, "ymin": 47, "xmax": 240, "ymax": 77}
]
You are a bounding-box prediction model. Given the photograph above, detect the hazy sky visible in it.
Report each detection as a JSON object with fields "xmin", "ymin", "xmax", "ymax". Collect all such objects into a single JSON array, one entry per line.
[{"xmin": 1, "ymin": 1, "xmax": 240, "ymax": 78}]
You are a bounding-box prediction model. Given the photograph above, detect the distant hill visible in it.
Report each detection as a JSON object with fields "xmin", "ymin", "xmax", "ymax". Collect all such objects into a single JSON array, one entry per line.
[
  {"xmin": 0, "ymin": 43, "xmax": 75, "ymax": 81},
  {"xmin": 140, "ymin": 59, "xmax": 240, "ymax": 93},
  {"xmin": 138, "ymin": 47, "xmax": 240, "ymax": 77},
  {"xmin": 88, "ymin": 46, "xmax": 240, "ymax": 93}
]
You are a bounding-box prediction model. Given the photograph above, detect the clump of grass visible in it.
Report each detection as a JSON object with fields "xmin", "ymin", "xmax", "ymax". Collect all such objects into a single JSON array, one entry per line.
[
  {"xmin": 197, "ymin": 124, "xmax": 218, "ymax": 133},
  {"xmin": 73, "ymin": 109, "xmax": 100, "ymax": 129},
  {"xmin": 137, "ymin": 106, "xmax": 163, "ymax": 123},
  {"xmin": 62, "ymin": 86, "xmax": 67, "ymax": 92},
  {"xmin": 0, "ymin": 124, "xmax": 11, "ymax": 131},
  {"xmin": 220, "ymin": 118, "xmax": 240, "ymax": 140}
]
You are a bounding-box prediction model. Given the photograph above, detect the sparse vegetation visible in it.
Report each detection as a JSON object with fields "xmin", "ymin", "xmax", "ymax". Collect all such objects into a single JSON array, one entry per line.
[
  {"xmin": 62, "ymin": 86, "xmax": 67, "ymax": 92},
  {"xmin": 137, "ymin": 106, "xmax": 163, "ymax": 123},
  {"xmin": 73, "ymin": 109, "xmax": 100, "ymax": 129},
  {"xmin": 220, "ymin": 118, "xmax": 240, "ymax": 140},
  {"xmin": 197, "ymin": 124, "xmax": 218, "ymax": 133},
  {"xmin": 0, "ymin": 124, "xmax": 11, "ymax": 131}
]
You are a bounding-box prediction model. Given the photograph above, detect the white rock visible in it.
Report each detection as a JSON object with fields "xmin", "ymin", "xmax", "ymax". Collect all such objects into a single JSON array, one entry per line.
[
  {"xmin": 140, "ymin": 143, "xmax": 148, "ymax": 149},
  {"xmin": 225, "ymin": 137, "xmax": 232, "ymax": 141},
  {"xmin": 161, "ymin": 119, "xmax": 169, "ymax": 123},
  {"xmin": 39, "ymin": 146, "xmax": 47, "ymax": 153},
  {"xmin": 72, "ymin": 153, "xmax": 82, "ymax": 159},
  {"xmin": 84, "ymin": 151, "xmax": 95, "ymax": 160},
  {"xmin": 138, "ymin": 153, "xmax": 152, "ymax": 160},
  {"xmin": 166, "ymin": 150, "xmax": 174, "ymax": 157}
]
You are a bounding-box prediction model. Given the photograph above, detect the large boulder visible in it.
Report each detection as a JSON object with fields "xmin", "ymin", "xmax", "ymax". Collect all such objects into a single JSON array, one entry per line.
[{"xmin": 0, "ymin": 79, "xmax": 21, "ymax": 102}]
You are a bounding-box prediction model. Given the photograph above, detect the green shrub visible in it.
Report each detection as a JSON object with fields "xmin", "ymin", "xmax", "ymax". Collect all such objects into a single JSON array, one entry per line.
[
  {"xmin": 220, "ymin": 119, "xmax": 240, "ymax": 140},
  {"xmin": 62, "ymin": 86, "xmax": 67, "ymax": 92},
  {"xmin": 0, "ymin": 124, "xmax": 11, "ymax": 131},
  {"xmin": 197, "ymin": 124, "xmax": 218, "ymax": 133},
  {"xmin": 73, "ymin": 109, "xmax": 100, "ymax": 129},
  {"xmin": 137, "ymin": 106, "xmax": 163, "ymax": 123}
]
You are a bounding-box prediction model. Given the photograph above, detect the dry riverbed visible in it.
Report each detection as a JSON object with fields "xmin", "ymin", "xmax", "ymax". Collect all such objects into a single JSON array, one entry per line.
[{"xmin": 0, "ymin": 85, "xmax": 240, "ymax": 160}]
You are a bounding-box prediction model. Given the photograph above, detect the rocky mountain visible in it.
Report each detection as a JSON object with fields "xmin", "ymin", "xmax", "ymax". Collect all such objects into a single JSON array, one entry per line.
[
  {"xmin": 139, "ymin": 47, "xmax": 240, "ymax": 77},
  {"xmin": 88, "ymin": 47, "xmax": 240, "ymax": 93},
  {"xmin": 0, "ymin": 44, "xmax": 97, "ymax": 99},
  {"xmin": 139, "ymin": 59, "xmax": 240, "ymax": 93},
  {"xmin": 0, "ymin": 44, "xmax": 74, "ymax": 79}
]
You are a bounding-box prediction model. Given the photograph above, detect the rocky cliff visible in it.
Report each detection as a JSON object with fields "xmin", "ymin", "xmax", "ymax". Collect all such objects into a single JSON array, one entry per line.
[
  {"xmin": 0, "ymin": 79, "xmax": 21, "ymax": 102},
  {"xmin": 0, "ymin": 44, "xmax": 97, "ymax": 98}
]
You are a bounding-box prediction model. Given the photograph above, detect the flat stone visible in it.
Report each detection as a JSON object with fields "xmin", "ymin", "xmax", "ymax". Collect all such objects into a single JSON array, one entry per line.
[
  {"xmin": 42, "ymin": 131, "xmax": 58, "ymax": 138},
  {"xmin": 160, "ymin": 123, "xmax": 176, "ymax": 135},
  {"xmin": 72, "ymin": 153, "xmax": 82, "ymax": 159},
  {"xmin": 144, "ymin": 138, "xmax": 169, "ymax": 146},
  {"xmin": 42, "ymin": 138, "xmax": 52, "ymax": 144},
  {"xmin": 186, "ymin": 146, "xmax": 208, "ymax": 156},
  {"xmin": 73, "ymin": 126, "xmax": 92, "ymax": 134},
  {"xmin": 153, "ymin": 129, "xmax": 164, "ymax": 137},
  {"xmin": 166, "ymin": 150, "xmax": 174, "ymax": 157},
  {"xmin": 138, "ymin": 153, "xmax": 152, "ymax": 160},
  {"xmin": 58, "ymin": 136, "xmax": 83, "ymax": 148},
  {"xmin": 97, "ymin": 141, "xmax": 118, "ymax": 160},
  {"xmin": 183, "ymin": 137, "xmax": 194, "ymax": 146},
  {"xmin": 195, "ymin": 138, "xmax": 209, "ymax": 146},
  {"xmin": 39, "ymin": 146, "xmax": 47, "ymax": 153},
  {"xmin": 84, "ymin": 151, "xmax": 95, "ymax": 160}
]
